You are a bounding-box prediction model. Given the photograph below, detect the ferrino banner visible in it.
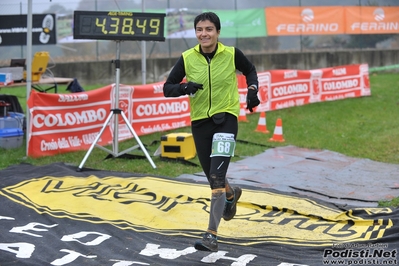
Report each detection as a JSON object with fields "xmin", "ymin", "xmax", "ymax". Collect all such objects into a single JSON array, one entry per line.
[
  {"xmin": 265, "ymin": 6, "xmax": 399, "ymax": 35},
  {"xmin": 345, "ymin": 6, "xmax": 399, "ymax": 34},
  {"xmin": 53, "ymin": 6, "xmax": 399, "ymax": 44},
  {"xmin": 26, "ymin": 64, "xmax": 370, "ymax": 158}
]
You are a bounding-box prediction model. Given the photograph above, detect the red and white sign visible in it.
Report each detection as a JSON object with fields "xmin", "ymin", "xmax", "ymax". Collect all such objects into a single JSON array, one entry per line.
[
  {"xmin": 27, "ymin": 64, "xmax": 370, "ymax": 158},
  {"xmin": 27, "ymin": 82, "xmax": 190, "ymax": 158},
  {"xmin": 250, "ymin": 64, "xmax": 370, "ymax": 112}
]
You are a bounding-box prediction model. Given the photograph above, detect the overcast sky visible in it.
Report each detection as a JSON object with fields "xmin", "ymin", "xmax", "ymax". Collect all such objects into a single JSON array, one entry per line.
[{"xmin": 2, "ymin": 0, "xmax": 399, "ymax": 16}]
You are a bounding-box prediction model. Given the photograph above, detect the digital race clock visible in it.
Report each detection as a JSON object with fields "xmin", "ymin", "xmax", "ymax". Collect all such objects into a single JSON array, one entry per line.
[{"xmin": 73, "ymin": 11, "xmax": 165, "ymax": 41}]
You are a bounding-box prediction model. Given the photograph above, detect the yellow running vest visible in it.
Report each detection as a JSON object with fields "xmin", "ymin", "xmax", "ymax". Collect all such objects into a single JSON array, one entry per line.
[{"xmin": 182, "ymin": 43, "xmax": 239, "ymax": 121}]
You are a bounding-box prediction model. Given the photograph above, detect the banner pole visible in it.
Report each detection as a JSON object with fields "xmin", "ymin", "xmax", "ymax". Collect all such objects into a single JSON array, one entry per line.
[{"xmin": 26, "ymin": 0, "xmax": 32, "ymax": 157}]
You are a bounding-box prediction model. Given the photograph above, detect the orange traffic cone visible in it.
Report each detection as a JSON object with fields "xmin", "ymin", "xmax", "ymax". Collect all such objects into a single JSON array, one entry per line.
[
  {"xmin": 269, "ymin": 118, "xmax": 285, "ymax": 142},
  {"xmin": 255, "ymin": 112, "xmax": 269, "ymax": 133},
  {"xmin": 238, "ymin": 107, "xmax": 249, "ymax": 122}
]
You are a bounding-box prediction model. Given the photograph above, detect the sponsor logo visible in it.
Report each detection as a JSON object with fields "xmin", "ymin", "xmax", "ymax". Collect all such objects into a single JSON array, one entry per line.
[
  {"xmin": 332, "ymin": 68, "xmax": 347, "ymax": 76},
  {"xmin": 276, "ymin": 8, "xmax": 339, "ymax": 33},
  {"xmin": 1, "ymin": 176, "xmax": 393, "ymax": 247},
  {"xmin": 32, "ymin": 109, "xmax": 108, "ymax": 128},
  {"xmin": 323, "ymin": 243, "xmax": 398, "ymax": 265},
  {"xmin": 284, "ymin": 70, "xmax": 298, "ymax": 79},
  {"xmin": 351, "ymin": 7, "xmax": 399, "ymax": 31},
  {"xmin": 39, "ymin": 14, "xmax": 54, "ymax": 44},
  {"xmin": 323, "ymin": 79, "xmax": 359, "ymax": 91},
  {"xmin": 277, "ymin": 23, "xmax": 339, "ymax": 33},
  {"xmin": 58, "ymin": 94, "xmax": 89, "ymax": 102},
  {"xmin": 136, "ymin": 101, "xmax": 189, "ymax": 116},
  {"xmin": 301, "ymin": 8, "xmax": 314, "ymax": 23},
  {"xmin": 153, "ymin": 84, "xmax": 163, "ymax": 94},
  {"xmin": 273, "ymin": 83, "xmax": 308, "ymax": 97},
  {"xmin": 333, "ymin": 67, "xmax": 346, "ymax": 76},
  {"xmin": 374, "ymin": 8, "xmax": 385, "ymax": 21}
]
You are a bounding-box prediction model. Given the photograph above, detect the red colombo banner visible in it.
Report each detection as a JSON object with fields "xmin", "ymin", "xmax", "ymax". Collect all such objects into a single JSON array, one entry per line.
[
  {"xmin": 27, "ymin": 82, "xmax": 190, "ymax": 158},
  {"xmin": 250, "ymin": 64, "xmax": 370, "ymax": 112},
  {"xmin": 27, "ymin": 64, "xmax": 370, "ymax": 158}
]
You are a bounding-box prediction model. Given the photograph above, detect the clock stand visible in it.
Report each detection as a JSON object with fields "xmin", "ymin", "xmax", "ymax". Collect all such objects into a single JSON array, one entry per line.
[
  {"xmin": 73, "ymin": 11, "xmax": 166, "ymax": 171},
  {"xmin": 76, "ymin": 41, "xmax": 157, "ymax": 171}
]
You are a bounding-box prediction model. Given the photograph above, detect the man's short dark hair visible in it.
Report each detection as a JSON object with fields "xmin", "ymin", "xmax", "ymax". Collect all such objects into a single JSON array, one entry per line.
[{"xmin": 193, "ymin": 12, "xmax": 221, "ymax": 31}]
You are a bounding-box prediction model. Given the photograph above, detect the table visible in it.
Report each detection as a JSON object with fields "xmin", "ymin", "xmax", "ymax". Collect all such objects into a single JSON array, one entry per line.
[{"xmin": 0, "ymin": 77, "xmax": 74, "ymax": 93}]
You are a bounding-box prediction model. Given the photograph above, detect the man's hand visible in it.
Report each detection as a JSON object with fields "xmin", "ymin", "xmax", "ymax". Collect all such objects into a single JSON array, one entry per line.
[
  {"xmin": 246, "ymin": 88, "xmax": 260, "ymax": 112},
  {"xmin": 182, "ymin": 82, "xmax": 203, "ymax": 95}
]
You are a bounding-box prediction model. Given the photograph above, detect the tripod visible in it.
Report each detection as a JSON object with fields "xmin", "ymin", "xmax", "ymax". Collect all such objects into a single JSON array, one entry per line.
[{"xmin": 77, "ymin": 40, "xmax": 156, "ymax": 171}]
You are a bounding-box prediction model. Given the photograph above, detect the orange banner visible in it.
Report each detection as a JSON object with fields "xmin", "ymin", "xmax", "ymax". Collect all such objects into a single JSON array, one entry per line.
[
  {"xmin": 265, "ymin": 6, "xmax": 399, "ymax": 36},
  {"xmin": 346, "ymin": 6, "xmax": 399, "ymax": 34},
  {"xmin": 265, "ymin": 7, "xmax": 345, "ymax": 36}
]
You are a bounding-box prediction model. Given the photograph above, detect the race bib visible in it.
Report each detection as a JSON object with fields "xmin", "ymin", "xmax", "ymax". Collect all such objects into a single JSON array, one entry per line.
[{"xmin": 210, "ymin": 133, "xmax": 236, "ymax": 157}]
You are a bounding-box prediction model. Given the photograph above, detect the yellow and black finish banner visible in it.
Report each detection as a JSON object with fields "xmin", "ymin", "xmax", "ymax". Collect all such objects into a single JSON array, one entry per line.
[{"xmin": 0, "ymin": 162, "xmax": 398, "ymax": 266}]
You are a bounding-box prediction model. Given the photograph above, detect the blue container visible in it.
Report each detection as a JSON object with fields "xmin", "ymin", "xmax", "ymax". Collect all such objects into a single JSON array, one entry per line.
[
  {"xmin": 8, "ymin": 112, "xmax": 25, "ymax": 130},
  {"xmin": 0, "ymin": 116, "xmax": 19, "ymax": 129},
  {"xmin": 0, "ymin": 128, "xmax": 23, "ymax": 149}
]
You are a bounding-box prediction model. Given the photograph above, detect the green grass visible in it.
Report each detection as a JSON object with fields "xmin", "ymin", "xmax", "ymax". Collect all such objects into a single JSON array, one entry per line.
[{"xmin": 1, "ymin": 73, "xmax": 399, "ymax": 206}]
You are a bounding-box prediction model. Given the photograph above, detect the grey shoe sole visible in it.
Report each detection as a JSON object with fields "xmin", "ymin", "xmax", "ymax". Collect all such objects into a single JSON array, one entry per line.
[{"xmin": 194, "ymin": 240, "xmax": 218, "ymax": 252}]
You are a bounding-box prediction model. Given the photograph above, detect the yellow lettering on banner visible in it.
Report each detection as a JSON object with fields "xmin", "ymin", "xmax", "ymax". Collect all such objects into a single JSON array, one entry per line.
[{"xmin": 0, "ymin": 176, "xmax": 393, "ymax": 247}]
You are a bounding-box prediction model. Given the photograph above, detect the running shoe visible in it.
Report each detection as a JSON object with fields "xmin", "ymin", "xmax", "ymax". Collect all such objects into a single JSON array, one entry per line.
[
  {"xmin": 194, "ymin": 232, "xmax": 218, "ymax": 252},
  {"xmin": 223, "ymin": 187, "xmax": 242, "ymax": 221}
]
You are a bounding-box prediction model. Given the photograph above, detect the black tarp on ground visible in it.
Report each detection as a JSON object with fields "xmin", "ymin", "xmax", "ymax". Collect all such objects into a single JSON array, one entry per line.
[
  {"xmin": 178, "ymin": 145, "xmax": 399, "ymax": 207},
  {"xmin": 0, "ymin": 162, "xmax": 398, "ymax": 266}
]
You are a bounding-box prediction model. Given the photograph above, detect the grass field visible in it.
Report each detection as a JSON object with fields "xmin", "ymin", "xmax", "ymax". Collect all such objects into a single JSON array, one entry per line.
[{"xmin": 0, "ymin": 72, "xmax": 398, "ymax": 206}]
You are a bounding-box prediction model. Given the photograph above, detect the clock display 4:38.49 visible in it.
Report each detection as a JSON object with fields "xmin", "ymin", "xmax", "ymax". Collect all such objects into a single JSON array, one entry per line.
[
  {"xmin": 94, "ymin": 15, "xmax": 161, "ymax": 36},
  {"xmin": 73, "ymin": 11, "xmax": 166, "ymax": 41}
]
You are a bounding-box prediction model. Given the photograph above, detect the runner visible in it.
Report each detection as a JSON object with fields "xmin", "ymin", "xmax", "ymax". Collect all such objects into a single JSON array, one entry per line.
[{"xmin": 163, "ymin": 11, "xmax": 260, "ymax": 252}]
